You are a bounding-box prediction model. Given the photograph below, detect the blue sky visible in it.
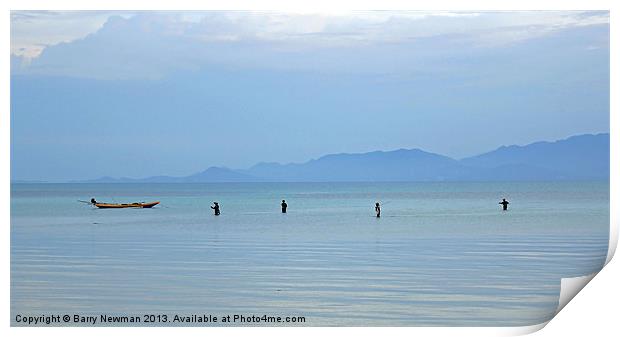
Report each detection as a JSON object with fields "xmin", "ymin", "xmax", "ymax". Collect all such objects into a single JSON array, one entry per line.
[{"xmin": 10, "ymin": 11, "xmax": 610, "ymax": 181}]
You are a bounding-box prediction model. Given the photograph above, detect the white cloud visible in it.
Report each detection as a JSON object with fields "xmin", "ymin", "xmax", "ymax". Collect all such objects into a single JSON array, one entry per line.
[
  {"xmin": 10, "ymin": 10, "xmax": 609, "ymax": 79},
  {"xmin": 11, "ymin": 10, "xmax": 609, "ymax": 58},
  {"xmin": 10, "ymin": 10, "xmax": 134, "ymax": 58}
]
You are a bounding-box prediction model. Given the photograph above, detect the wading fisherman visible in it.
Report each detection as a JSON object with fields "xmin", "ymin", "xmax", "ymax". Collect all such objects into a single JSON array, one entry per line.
[
  {"xmin": 211, "ymin": 202, "xmax": 220, "ymax": 215},
  {"xmin": 281, "ymin": 200, "xmax": 288, "ymax": 213},
  {"xmin": 375, "ymin": 202, "xmax": 381, "ymax": 218},
  {"xmin": 499, "ymin": 198, "xmax": 510, "ymax": 211}
]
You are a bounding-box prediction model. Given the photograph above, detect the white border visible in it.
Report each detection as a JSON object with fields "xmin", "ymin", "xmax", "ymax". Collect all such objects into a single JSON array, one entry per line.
[{"xmin": 2, "ymin": 1, "xmax": 617, "ymax": 336}]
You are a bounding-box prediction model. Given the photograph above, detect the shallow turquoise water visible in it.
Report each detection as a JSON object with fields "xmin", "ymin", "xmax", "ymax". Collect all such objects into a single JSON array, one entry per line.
[{"xmin": 11, "ymin": 182, "xmax": 609, "ymax": 326}]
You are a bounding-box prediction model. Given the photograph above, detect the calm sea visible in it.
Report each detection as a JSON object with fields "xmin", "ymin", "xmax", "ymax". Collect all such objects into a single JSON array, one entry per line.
[{"xmin": 10, "ymin": 181, "xmax": 609, "ymax": 326}]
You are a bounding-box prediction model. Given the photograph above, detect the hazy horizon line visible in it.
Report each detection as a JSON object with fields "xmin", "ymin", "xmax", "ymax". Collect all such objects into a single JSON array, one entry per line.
[{"xmin": 10, "ymin": 132, "xmax": 609, "ymax": 183}]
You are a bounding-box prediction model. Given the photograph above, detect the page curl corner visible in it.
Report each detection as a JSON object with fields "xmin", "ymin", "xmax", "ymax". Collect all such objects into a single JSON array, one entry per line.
[{"xmin": 555, "ymin": 273, "xmax": 597, "ymax": 316}]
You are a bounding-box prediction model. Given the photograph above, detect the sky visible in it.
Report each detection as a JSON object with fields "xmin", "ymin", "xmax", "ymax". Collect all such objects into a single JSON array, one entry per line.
[{"xmin": 10, "ymin": 11, "xmax": 610, "ymax": 181}]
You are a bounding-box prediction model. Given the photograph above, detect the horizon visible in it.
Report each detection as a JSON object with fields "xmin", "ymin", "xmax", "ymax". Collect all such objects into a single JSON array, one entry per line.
[
  {"xmin": 10, "ymin": 11, "xmax": 610, "ymax": 181},
  {"xmin": 11, "ymin": 132, "xmax": 609, "ymax": 182}
]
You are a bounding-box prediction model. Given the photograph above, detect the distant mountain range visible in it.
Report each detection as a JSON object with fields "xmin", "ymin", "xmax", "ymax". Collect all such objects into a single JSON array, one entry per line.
[{"xmin": 76, "ymin": 133, "xmax": 609, "ymax": 183}]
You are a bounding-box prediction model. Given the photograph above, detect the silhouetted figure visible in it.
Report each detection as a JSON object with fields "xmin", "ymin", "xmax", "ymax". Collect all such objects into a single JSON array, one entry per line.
[
  {"xmin": 281, "ymin": 200, "xmax": 288, "ymax": 213},
  {"xmin": 499, "ymin": 198, "xmax": 510, "ymax": 211},
  {"xmin": 375, "ymin": 202, "xmax": 381, "ymax": 218},
  {"xmin": 90, "ymin": 198, "xmax": 97, "ymax": 205},
  {"xmin": 211, "ymin": 202, "xmax": 220, "ymax": 215}
]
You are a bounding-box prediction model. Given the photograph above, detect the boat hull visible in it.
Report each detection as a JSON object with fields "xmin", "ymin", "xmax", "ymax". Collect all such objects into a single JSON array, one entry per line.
[{"xmin": 94, "ymin": 202, "xmax": 160, "ymax": 209}]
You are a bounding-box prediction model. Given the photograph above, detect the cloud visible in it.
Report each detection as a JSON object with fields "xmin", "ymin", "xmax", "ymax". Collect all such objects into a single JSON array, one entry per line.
[
  {"xmin": 10, "ymin": 11, "xmax": 609, "ymax": 79},
  {"xmin": 10, "ymin": 10, "xmax": 134, "ymax": 58}
]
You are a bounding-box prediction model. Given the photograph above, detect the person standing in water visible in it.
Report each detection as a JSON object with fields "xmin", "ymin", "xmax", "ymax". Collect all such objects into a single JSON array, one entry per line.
[
  {"xmin": 211, "ymin": 202, "xmax": 220, "ymax": 215},
  {"xmin": 499, "ymin": 198, "xmax": 510, "ymax": 211},
  {"xmin": 375, "ymin": 202, "xmax": 381, "ymax": 218},
  {"xmin": 281, "ymin": 200, "xmax": 288, "ymax": 213}
]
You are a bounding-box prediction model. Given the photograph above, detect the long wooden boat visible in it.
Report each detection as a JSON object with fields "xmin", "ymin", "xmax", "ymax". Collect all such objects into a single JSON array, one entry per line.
[{"xmin": 94, "ymin": 201, "xmax": 160, "ymax": 209}]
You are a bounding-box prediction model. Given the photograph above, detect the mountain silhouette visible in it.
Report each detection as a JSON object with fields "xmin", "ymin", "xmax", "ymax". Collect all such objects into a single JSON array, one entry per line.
[
  {"xmin": 460, "ymin": 133, "xmax": 609, "ymax": 180},
  {"xmin": 243, "ymin": 149, "xmax": 465, "ymax": 182},
  {"xmin": 76, "ymin": 133, "xmax": 609, "ymax": 183}
]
